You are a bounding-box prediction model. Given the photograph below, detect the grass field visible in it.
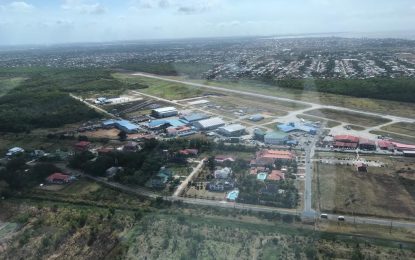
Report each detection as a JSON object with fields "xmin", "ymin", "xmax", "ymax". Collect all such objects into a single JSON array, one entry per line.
[
  {"xmin": 381, "ymin": 122, "xmax": 415, "ymax": 137},
  {"xmin": 2, "ymin": 177, "xmax": 415, "ymax": 259},
  {"xmin": 313, "ymin": 155, "xmax": 415, "ymax": 220},
  {"xmin": 0, "ymin": 77, "xmax": 25, "ymax": 97},
  {"xmin": 113, "ymin": 73, "xmax": 204, "ymax": 100},
  {"xmin": 345, "ymin": 124, "xmax": 366, "ymax": 131},
  {"xmin": 305, "ymin": 108, "xmax": 390, "ymax": 127},
  {"xmin": 370, "ymin": 130, "xmax": 415, "ymax": 144},
  {"xmin": 187, "ymin": 78, "xmax": 415, "ymax": 119}
]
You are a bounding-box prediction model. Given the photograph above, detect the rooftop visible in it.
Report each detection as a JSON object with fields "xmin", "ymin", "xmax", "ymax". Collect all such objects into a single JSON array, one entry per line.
[
  {"xmin": 153, "ymin": 106, "xmax": 177, "ymax": 113},
  {"xmin": 195, "ymin": 117, "xmax": 225, "ymax": 128},
  {"xmin": 219, "ymin": 124, "xmax": 245, "ymax": 132}
]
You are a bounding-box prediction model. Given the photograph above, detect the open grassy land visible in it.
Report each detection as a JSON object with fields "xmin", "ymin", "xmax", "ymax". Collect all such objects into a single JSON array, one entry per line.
[
  {"xmin": 305, "ymin": 108, "xmax": 391, "ymax": 127},
  {"xmin": 206, "ymin": 96, "xmax": 290, "ymax": 117},
  {"xmin": 370, "ymin": 130, "xmax": 415, "ymax": 144},
  {"xmin": 2, "ymin": 178, "xmax": 415, "ymax": 259},
  {"xmin": 113, "ymin": 73, "xmax": 204, "ymax": 100},
  {"xmin": 0, "ymin": 77, "xmax": 25, "ymax": 97},
  {"xmin": 183, "ymin": 78, "xmax": 415, "ymax": 119},
  {"xmin": 313, "ymin": 154, "xmax": 415, "ymax": 220},
  {"xmin": 381, "ymin": 122, "xmax": 415, "ymax": 137}
]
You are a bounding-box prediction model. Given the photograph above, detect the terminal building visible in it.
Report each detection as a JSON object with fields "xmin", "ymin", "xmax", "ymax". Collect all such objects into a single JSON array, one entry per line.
[
  {"xmin": 218, "ymin": 124, "xmax": 246, "ymax": 137},
  {"xmin": 151, "ymin": 107, "xmax": 178, "ymax": 118},
  {"xmin": 264, "ymin": 131, "xmax": 289, "ymax": 145},
  {"xmin": 277, "ymin": 122, "xmax": 317, "ymax": 135},
  {"xmin": 193, "ymin": 117, "xmax": 225, "ymax": 130}
]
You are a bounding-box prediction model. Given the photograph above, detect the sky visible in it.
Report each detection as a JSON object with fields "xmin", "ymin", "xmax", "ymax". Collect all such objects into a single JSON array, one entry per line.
[{"xmin": 0, "ymin": 0, "xmax": 414, "ymax": 45}]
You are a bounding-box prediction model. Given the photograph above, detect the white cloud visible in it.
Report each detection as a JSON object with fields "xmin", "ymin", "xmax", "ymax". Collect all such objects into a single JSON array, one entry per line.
[
  {"xmin": 0, "ymin": 1, "xmax": 34, "ymax": 12},
  {"xmin": 61, "ymin": 0, "xmax": 106, "ymax": 15},
  {"xmin": 130, "ymin": 0, "xmax": 220, "ymax": 14}
]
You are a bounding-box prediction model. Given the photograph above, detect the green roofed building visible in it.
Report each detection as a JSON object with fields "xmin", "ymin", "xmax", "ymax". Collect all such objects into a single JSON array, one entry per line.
[
  {"xmin": 264, "ymin": 131, "xmax": 289, "ymax": 145},
  {"xmin": 253, "ymin": 128, "xmax": 266, "ymax": 141}
]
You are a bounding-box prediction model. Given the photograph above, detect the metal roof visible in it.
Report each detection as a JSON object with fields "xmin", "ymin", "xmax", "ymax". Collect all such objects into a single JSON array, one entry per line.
[
  {"xmin": 265, "ymin": 131, "xmax": 289, "ymax": 139},
  {"xmin": 152, "ymin": 106, "xmax": 177, "ymax": 113},
  {"xmin": 277, "ymin": 122, "xmax": 317, "ymax": 133},
  {"xmin": 194, "ymin": 117, "xmax": 225, "ymax": 128},
  {"xmin": 219, "ymin": 124, "xmax": 245, "ymax": 133},
  {"xmin": 116, "ymin": 120, "xmax": 140, "ymax": 131},
  {"xmin": 149, "ymin": 118, "xmax": 188, "ymax": 128},
  {"xmin": 181, "ymin": 113, "xmax": 209, "ymax": 122}
]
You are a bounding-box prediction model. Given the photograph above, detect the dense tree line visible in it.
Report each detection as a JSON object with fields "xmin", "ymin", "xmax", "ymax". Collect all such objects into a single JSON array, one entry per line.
[
  {"xmin": 262, "ymin": 77, "xmax": 415, "ymax": 103},
  {"xmin": 0, "ymin": 156, "xmax": 61, "ymax": 196},
  {"xmin": 0, "ymin": 67, "xmax": 149, "ymax": 133},
  {"xmin": 238, "ymin": 175, "xmax": 298, "ymax": 208},
  {"xmin": 69, "ymin": 138, "xmax": 215, "ymax": 186}
]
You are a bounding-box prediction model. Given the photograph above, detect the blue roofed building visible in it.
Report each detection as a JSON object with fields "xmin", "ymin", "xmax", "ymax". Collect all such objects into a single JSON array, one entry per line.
[
  {"xmin": 277, "ymin": 122, "xmax": 317, "ymax": 135},
  {"xmin": 102, "ymin": 119, "xmax": 140, "ymax": 133},
  {"xmin": 148, "ymin": 118, "xmax": 188, "ymax": 129}
]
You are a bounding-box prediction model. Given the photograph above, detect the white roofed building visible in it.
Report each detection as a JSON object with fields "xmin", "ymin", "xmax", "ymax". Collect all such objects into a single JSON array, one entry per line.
[
  {"xmin": 151, "ymin": 107, "xmax": 178, "ymax": 118},
  {"xmin": 193, "ymin": 117, "xmax": 225, "ymax": 130},
  {"xmin": 218, "ymin": 124, "xmax": 246, "ymax": 137}
]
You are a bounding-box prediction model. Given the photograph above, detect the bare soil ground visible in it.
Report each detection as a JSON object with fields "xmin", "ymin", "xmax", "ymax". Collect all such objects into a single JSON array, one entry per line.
[{"xmin": 313, "ymin": 155, "xmax": 415, "ymax": 220}]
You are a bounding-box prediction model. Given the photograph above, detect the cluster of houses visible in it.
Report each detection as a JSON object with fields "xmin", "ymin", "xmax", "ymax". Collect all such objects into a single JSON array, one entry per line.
[
  {"xmin": 249, "ymin": 149, "xmax": 293, "ymax": 182},
  {"xmin": 207, "ymin": 167, "xmax": 236, "ymax": 192},
  {"xmin": 321, "ymin": 134, "xmax": 415, "ymax": 155}
]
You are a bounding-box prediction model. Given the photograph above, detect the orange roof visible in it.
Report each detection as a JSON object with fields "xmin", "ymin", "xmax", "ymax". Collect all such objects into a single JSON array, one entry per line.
[
  {"xmin": 267, "ymin": 170, "xmax": 285, "ymax": 181},
  {"xmin": 256, "ymin": 149, "xmax": 294, "ymax": 160}
]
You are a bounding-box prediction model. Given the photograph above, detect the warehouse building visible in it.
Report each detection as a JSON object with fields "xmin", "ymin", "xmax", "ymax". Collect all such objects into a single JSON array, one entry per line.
[
  {"xmin": 359, "ymin": 138, "xmax": 376, "ymax": 150},
  {"xmin": 151, "ymin": 107, "xmax": 178, "ymax": 118},
  {"xmin": 181, "ymin": 113, "xmax": 210, "ymax": 123},
  {"xmin": 193, "ymin": 117, "xmax": 225, "ymax": 130},
  {"xmin": 277, "ymin": 122, "xmax": 317, "ymax": 135},
  {"xmin": 102, "ymin": 119, "xmax": 140, "ymax": 133},
  {"xmin": 218, "ymin": 124, "xmax": 246, "ymax": 137},
  {"xmin": 333, "ymin": 135, "xmax": 359, "ymax": 149},
  {"xmin": 264, "ymin": 131, "xmax": 289, "ymax": 145}
]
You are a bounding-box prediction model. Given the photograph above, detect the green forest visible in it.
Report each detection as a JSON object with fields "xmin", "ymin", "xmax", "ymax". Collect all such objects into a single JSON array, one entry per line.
[
  {"xmin": 263, "ymin": 77, "xmax": 415, "ymax": 103},
  {"xmin": 0, "ymin": 68, "xmax": 147, "ymax": 133}
]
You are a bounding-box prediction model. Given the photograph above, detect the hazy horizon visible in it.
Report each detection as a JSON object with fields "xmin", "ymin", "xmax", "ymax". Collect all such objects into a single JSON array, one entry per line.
[{"xmin": 0, "ymin": 0, "xmax": 415, "ymax": 45}]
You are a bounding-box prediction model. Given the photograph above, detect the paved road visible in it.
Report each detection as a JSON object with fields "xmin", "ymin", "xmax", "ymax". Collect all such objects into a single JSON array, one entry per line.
[
  {"xmin": 303, "ymin": 133, "xmax": 318, "ymax": 218},
  {"xmin": 173, "ymin": 159, "xmax": 205, "ymax": 197},
  {"xmin": 56, "ymin": 164, "xmax": 415, "ymax": 229},
  {"xmin": 323, "ymin": 214, "xmax": 415, "ymax": 229},
  {"xmin": 131, "ymin": 72, "xmax": 415, "ymax": 123}
]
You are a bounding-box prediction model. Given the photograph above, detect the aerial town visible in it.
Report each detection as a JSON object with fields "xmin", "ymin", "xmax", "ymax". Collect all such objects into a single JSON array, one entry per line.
[{"xmin": 1, "ymin": 37, "xmax": 415, "ymax": 259}]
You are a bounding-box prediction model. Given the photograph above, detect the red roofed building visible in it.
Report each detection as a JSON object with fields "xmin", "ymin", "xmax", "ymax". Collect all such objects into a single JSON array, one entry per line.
[
  {"xmin": 215, "ymin": 155, "xmax": 235, "ymax": 163},
  {"xmin": 355, "ymin": 162, "xmax": 368, "ymax": 172},
  {"xmin": 179, "ymin": 149, "xmax": 199, "ymax": 156},
  {"xmin": 392, "ymin": 142, "xmax": 415, "ymax": 152},
  {"xmin": 378, "ymin": 140, "xmax": 394, "ymax": 151},
  {"xmin": 74, "ymin": 141, "xmax": 91, "ymax": 151},
  {"xmin": 46, "ymin": 173, "xmax": 74, "ymax": 184},
  {"xmin": 251, "ymin": 149, "xmax": 295, "ymax": 166},
  {"xmin": 267, "ymin": 170, "xmax": 285, "ymax": 181},
  {"xmin": 334, "ymin": 135, "xmax": 359, "ymax": 143}
]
